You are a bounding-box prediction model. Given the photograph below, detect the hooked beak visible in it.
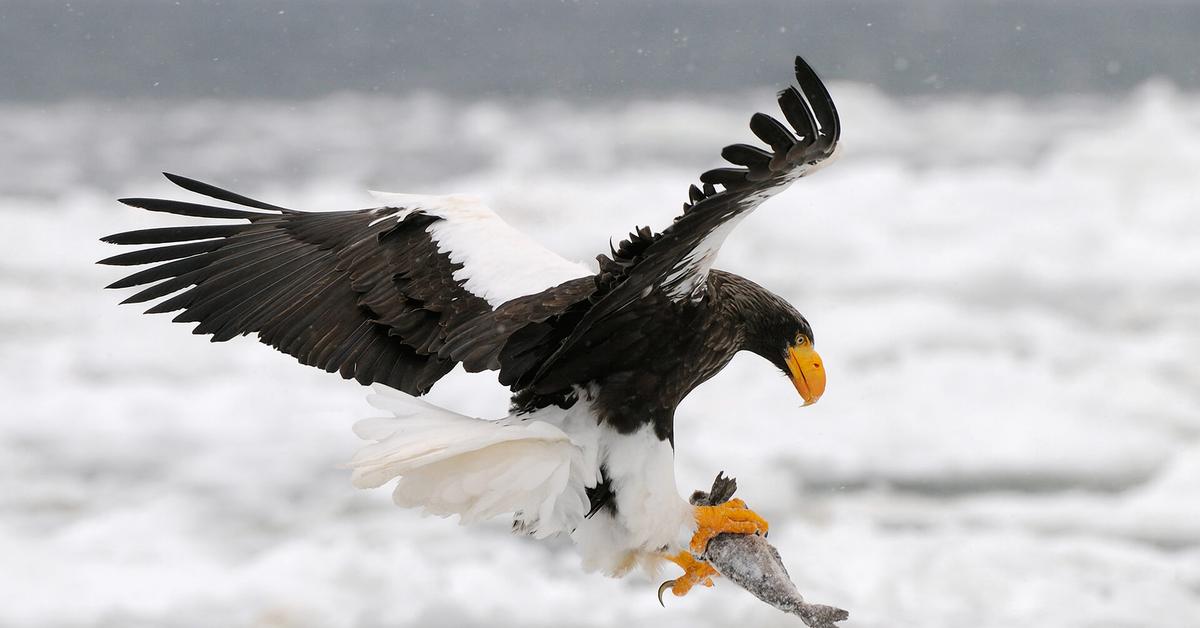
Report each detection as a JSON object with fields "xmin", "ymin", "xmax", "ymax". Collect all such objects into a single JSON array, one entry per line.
[{"xmin": 785, "ymin": 342, "xmax": 825, "ymax": 406}]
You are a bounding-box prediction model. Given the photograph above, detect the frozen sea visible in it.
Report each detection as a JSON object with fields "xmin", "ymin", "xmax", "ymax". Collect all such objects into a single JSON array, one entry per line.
[{"xmin": 2, "ymin": 83, "xmax": 1198, "ymax": 628}]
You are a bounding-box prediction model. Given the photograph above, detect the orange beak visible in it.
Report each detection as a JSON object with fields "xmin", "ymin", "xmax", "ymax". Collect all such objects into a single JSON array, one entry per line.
[{"xmin": 785, "ymin": 342, "xmax": 825, "ymax": 406}]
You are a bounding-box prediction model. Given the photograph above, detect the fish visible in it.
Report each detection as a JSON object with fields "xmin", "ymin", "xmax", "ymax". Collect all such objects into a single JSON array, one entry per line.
[{"xmin": 666, "ymin": 472, "xmax": 849, "ymax": 628}]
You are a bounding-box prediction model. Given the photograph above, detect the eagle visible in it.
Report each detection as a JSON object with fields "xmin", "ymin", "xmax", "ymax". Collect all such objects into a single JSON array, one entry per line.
[{"xmin": 99, "ymin": 56, "xmax": 840, "ymax": 599}]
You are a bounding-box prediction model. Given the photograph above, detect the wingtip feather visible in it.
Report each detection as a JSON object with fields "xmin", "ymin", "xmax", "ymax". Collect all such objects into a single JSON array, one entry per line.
[{"xmin": 161, "ymin": 172, "xmax": 292, "ymax": 212}]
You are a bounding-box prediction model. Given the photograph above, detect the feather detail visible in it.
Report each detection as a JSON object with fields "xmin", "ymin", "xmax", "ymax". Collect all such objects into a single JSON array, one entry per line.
[
  {"xmin": 367, "ymin": 191, "xmax": 592, "ymax": 307},
  {"xmin": 347, "ymin": 385, "xmax": 597, "ymax": 538}
]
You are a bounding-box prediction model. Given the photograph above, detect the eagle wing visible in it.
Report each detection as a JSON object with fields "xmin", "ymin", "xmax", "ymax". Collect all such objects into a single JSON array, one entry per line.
[
  {"xmin": 526, "ymin": 56, "xmax": 840, "ymax": 389},
  {"xmin": 99, "ymin": 174, "xmax": 593, "ymax": 394},
  {"xmin": 625, "ymin": 56, "xmax": 840, "ymax": 302}
]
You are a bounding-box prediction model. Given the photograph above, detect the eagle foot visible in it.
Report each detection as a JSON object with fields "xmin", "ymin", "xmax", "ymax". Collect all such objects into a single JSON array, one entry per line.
[
  {"xmin": 658, "ymin": 551, "xmax": 717, "ymax": 605},
  {"xmin": 690, "ymin": 498, "xmax": 769, "ymax": 555}
]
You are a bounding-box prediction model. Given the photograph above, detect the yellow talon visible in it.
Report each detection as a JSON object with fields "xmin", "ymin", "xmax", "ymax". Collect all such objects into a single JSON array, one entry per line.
[
  {"xmin": 659, "ymin": 551, "xmax": 718, "ymax": 604},
  {"xmin": 690, "ymin": 499, "xmax": 769, "ymax": 555},
  {"xmin": 656, "ymin": 500, "xmax": 769, "ymax": 605}
]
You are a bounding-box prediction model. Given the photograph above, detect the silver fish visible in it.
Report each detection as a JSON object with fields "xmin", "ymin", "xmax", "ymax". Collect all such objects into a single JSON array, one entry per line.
[{"xmin": 664, "ymin": 473, "xmax": 849, "ymax": 628}]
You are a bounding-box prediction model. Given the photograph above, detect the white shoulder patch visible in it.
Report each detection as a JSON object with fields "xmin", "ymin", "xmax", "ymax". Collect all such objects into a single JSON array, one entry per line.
[
  {"xmin": 368, "ymin": 191, "xmax": 592, "ymax": 308},
  {"xmin": 660, "ymin": 159, "xmax": 825, "ymax": 303},
  {"xmin": 661, "ymin": 212, "xmax": 748, "ymax": 301}
]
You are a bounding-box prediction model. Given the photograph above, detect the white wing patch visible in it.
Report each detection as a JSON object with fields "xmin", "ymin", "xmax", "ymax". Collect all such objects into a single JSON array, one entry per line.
[
  {"xmin": 660, "ymin": 155, "xmax": 837, "ymax": 303},
  {"xmin": 369, "ymin": 191, "xmax": 591, "ymax": 308},
  {"xmin": 662, "ymin": 211, "xmax": 748, "ymax": 301}
]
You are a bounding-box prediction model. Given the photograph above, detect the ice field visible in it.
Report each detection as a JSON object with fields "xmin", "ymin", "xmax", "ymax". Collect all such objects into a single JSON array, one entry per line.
[{"xmin": 1, "ymin": 82, "xmax": 1198, "ymax": 627}]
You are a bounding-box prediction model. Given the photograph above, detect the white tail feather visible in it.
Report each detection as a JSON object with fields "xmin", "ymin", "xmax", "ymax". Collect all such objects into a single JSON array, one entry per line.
[{"xmin": 348, "ymin": 385, "xmax": 592, "ymax": 538}]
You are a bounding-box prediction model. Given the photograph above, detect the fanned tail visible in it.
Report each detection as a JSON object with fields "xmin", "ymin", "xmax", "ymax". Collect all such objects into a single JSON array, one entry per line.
[{"xmin": 348, "ymin": 385, "xmax": 592, "ymax": 538}]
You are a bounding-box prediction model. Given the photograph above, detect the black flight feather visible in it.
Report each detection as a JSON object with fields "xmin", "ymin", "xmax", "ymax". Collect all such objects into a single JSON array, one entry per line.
[
  {"xmin": 748, "ymin": 113, "xmax": 796, "ymax": 153},
  {"xmin": 118, "ymin": 197, "xmax": 264, "ymax": 220},
  {"xmin": 699, "ymin": 167, "xmax": 749, "ymax": 189},
  {"xmin": 163, "ymin": 172, "xmax": 293, "ymax": 212},
  {"xmin": 100, "ymin": 224, "xmax": 247, "ymax": 245},
  {"xmin": 97, "ymin": 240, "xmax": 224, "ymax": 266},
  {"xmin": 776, "ymin": 86, "xmax": 818, "ymax": 147},
  {"xmin": 101, "ymin": 54, "xmax": 841, "ymax": 409},
  {"xmin": 721, "ymin": 143, "xmax": 773, "ymax": 169}
]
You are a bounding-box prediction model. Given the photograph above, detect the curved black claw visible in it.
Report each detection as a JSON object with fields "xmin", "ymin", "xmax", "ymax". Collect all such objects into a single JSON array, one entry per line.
[{"xmin": 657, "ymin": 580, "xmax": 675, "ymax": 607}]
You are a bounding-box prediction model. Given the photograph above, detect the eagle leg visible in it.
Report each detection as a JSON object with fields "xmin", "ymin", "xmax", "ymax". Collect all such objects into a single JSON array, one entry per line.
[
  {"xmin": 658, "ymin": 551, "xmax": 718, "ymax": 605},
  {"xmin": 657, "ymin": 498, "xmax": 770, "ymax": 604},
  {"xmin": 690, "ymin": 498, "xmax": 769, "ymax": 555}
]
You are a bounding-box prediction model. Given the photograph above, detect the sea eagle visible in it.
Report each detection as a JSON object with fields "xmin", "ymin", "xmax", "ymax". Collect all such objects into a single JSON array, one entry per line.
[{"xmin": 100, "ymin": 56, "xmax": 839, "ymax": 598}]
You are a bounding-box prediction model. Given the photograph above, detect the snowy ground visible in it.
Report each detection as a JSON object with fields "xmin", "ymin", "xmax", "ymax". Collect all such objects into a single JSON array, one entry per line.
[{"xmin": 2, "ymin": 82, "xmax": 1199, "ymax": 628}]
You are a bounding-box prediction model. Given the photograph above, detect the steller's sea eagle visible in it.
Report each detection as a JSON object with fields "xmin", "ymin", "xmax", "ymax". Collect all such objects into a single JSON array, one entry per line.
[{"xmin": 100, "ymin": 56, "xmax": 840, "ymax": 599}]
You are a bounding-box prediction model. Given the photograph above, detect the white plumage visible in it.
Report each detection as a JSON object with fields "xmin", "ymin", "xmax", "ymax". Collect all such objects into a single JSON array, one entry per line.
[
  {"xmin": 349, "ymin": 384, "xmax": 600, "ymax": 538},
  {"xmin": 98, "ymin": 56, "xmax": 844, "ymax": 596},
  {"xmin": 345, "ymin": 192, "xmax": 712, "ymax": 574},
  {"xmin": 361, "ymin": 192, "xmax": 585, "ymax": 494},
  {"xmin": 662, "ymin": 211, "xmax": 748, "ymax": 301},
  {"xmin": 572, "ymin": 423, "xmax": 696, "ymax": 575},
  {"xmin": 367, "ymin": 191, "xmax": 592, "ymax": 307},
  {"xmin": 348, "ymin": 384, "xmax": 697, "ymax": 575}
]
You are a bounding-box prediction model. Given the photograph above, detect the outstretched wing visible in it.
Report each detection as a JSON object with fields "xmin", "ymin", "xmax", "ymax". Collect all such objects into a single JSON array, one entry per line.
[
  {"xmin": 527, "ymin": 56, "xmax": 840, "ymax": 389},
  {"xmin": 99, "ymin": 174, "xmax": 592, "ymax": 394},
  {"xmin": 615, "ymin": 55, "xmax": 838, "ymax": 303}
]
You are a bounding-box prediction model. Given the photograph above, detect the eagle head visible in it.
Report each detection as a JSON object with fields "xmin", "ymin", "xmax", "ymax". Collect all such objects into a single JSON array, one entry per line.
[{"xmin": 744, "ymin": 302, "xmax": 825, "ymax": 406}]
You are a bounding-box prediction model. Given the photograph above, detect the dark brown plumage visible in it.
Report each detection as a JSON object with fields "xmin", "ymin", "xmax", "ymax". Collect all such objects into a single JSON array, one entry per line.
[
  {"xmin": 98, "ymin": 57, "xmax": 844, "ymax": 584},
  {"xmin": 99, "ymin": 56, "xmax": 838, "ymax": 443}
]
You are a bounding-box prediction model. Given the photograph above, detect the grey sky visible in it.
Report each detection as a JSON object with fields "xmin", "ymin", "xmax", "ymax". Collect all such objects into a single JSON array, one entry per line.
[{"xmin": 4, "ymin": 0, "xmax": 1200, "ymax": 101}]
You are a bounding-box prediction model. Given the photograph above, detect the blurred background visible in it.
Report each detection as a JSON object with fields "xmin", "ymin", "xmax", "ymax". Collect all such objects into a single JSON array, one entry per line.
[{"xmin": 2, "ymin": 1, "xmax": 1198, "ymax": 627}]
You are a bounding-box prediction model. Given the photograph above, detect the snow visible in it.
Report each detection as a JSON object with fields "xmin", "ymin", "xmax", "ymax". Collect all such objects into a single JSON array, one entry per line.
[{"xmin": 2, "ymin": 81, "xmax": 1198, "ymax": 627}]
